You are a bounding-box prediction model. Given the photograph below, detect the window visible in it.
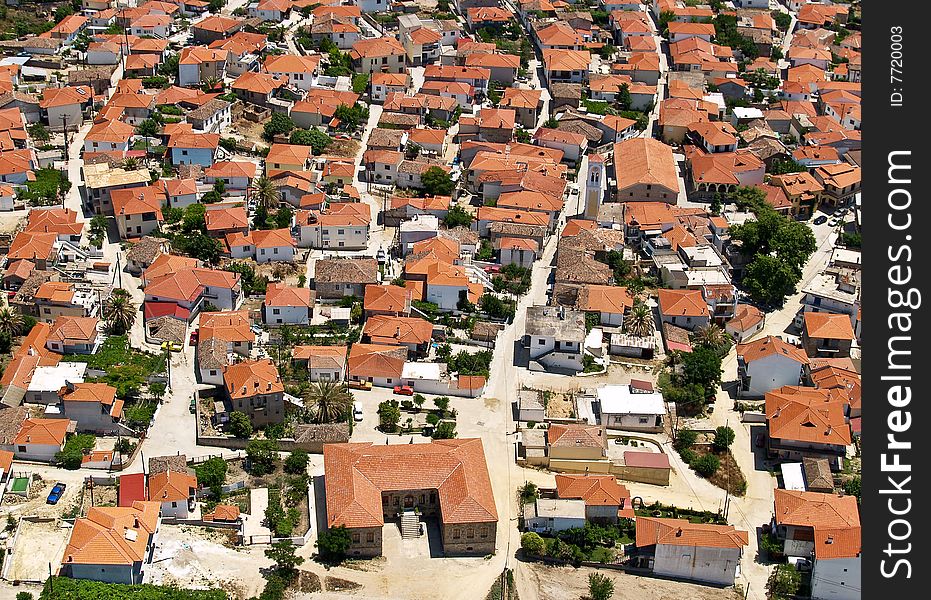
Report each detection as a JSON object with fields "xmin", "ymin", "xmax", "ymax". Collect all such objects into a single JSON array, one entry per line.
[
  {"xmin": 467, "ymin": 527, "xmax": 474, "ymax": 539},
  {"xmin": 639, "ymin": 417, "xmax": 648, "ymax": 424},
  {"xmin": 171, "ymin": 502, "xmax": 177, "ymax": 508},
  {"xmin": 352, "ymin": 533, "xmax": 360, "ymax": 543},
  {"xmin": 453, "ymin": 528, "xmax": 461, "ymax": 539},
  {"xmin": 366, "ymin": 531, "xmax": 375, "ymax": 543},
  {"xmin": 17, "ymin": 446, "xmax": 25, "ymax": 452},
  {"xmin": 480, "ymin": 527, "xmax": 488, "ymax": 538},
  {"xmin": 273, "ymin": 308, "xmax": 280, "ymax": 315},
  {"xmin": 420, "ymin": 495, "xmax": 425, "ymax": 504},
  {"xmin": 393, "ymin": 497, "xmax": 399, "ymax": 506}
]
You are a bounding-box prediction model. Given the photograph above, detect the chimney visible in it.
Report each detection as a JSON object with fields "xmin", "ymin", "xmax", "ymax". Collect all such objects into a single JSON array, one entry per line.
[
  {"xmin": 825, "ymin": 425, "xmax": 832, "ymax": 436},
  {"xmin": 826, "ymin": 536, "xmax": 834, "ymax": 544},
  {"xmin": 396, "ymin": 326, "xmax": 401, "ymax": 338},
  {"xmin": 134, "ymin": 517, "xmax": 140, "ymax": 528},
  {"xmin": 676, "ymin": 528, "xmax": 683, "ymax": 537}
]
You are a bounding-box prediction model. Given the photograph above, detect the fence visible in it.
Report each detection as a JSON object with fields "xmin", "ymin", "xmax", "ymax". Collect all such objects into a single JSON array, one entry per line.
[
  {"xmin": 189, "ymin": 451, "xmax": 246, "ymax": 465},
  {"xmin": 195, "ymin": 480, "xmax": 247, "ymax": 499}
]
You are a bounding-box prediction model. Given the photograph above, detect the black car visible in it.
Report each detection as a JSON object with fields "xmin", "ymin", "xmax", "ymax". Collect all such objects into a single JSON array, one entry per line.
[{"xmin": 813, "ymin": 215, "xmax": 827, "ymax": 225}]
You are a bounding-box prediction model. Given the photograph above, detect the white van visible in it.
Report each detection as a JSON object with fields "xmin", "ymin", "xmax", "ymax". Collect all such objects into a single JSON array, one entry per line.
[{"xmin": 353, "ymin": 401, "xmax": 364, "ymax": 422}]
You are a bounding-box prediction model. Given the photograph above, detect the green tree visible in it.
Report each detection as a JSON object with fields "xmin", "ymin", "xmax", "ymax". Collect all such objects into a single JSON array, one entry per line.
[
  {"xmin": 263, "ymin": 113, "xmax": 295, "ymax": 141},
  {"xmin": 28, "ymin": 123, "xmax": 50, "ymax": 143},
  {"xmin": 228, "ymin": 411, "xmax": 253, "ymax": 439},
  {"xmin": 431, "ymin": 421, "xmax": 457, "ymax": 439},
  {"xmin": 136, "ymin": 118, "xmax": 160, "ymax": 138},
  {"xmin": 195, "ymin": 457, "xmax": 228, "ymax": 496},
  {"xmin": 588, "ymin": 572, "xmax": 615, "ymax": 600},
  {"xmin": 691, "ymin": 323, "xmax": 730, "ymax": 356},
  {"xmin": 316, "ymin": 525, "xmax": 352, "ymax": 561},
  {"xmin": 306, "ymin": 380, "xmax": 353, "ymax": 423},
  {"xmin": 252, "ymin": 204, "xmax": 270, "ymax": 230},
  {"xmin": 712, "ymin": 426, "xmax": 736, "ymax": 452},
  {"xmin": 246, "ymin": 439, "xmax": 279, "ymax": 476},
  {"xmin": 265, "ymin": 539, "xmax": 304, "ymax": 576},
  {"xmin": 378, "ymin": 400, "xmax": 401, "ymax": 432},
  {"xmin": 767, "ymin": 564, "xmax": 802, "ymax": 600},
  {"xmin": 543, "ymin": 116, "xmax": 559, "ymax": 129},
  {"xmin": 843, "ymin": 476, "xmax": 861, "ymax": 501},
  {"xmin": 421, "ymin": 166, "xmax": 454, "ymax": 196},
  {"xmin": 518, "ymin": 481, "xmax": 539, "ymax": 504},
  {"xmin": 16, "ymin": 592, "xmax": 33, "ymax": 600},
  {"xmin": 158, "ymin": 52, "xmax": 180, "ymax": 77},
  {"xmin": 0, "ymin": 307, "xmax": 24, "ymax": 341},
  {"xmin": 693, "ymin": 453, "xmax": 720, "ymax": 477},
  {"xmin": 289, "ymin": 128, "xmax": 332, "ymax": 155},
  {"xmin": 103, "ymin": 289, "xmax": 136, "ymax": 335},
  {"xmin": 617, "ymin": 83, "xmax": 632, "ymax": 111},
  {"xmin": 333, "ymin": 103, "xmax": 368, "ymax": 131},
  {"xmin": 352, "ymin": 73, "xmax": 369, "ymax": 94},
  {"xmin": 681, "ymin": 347, "xmax": 723, "ymax": 397},
  {"xmin": 773, "ymin": 11, "xmax": 792, "ymax": 32},
  {"xmin": 742, "ymin": 254, "xmax": 800, "ymax": 306},
  {"xmin": 520, "ymin": 532, "xmax": 546, "ymax": 556},
  {"xmin": 275, "ymin": 204, "xmax": 293, "ymax": 229},
  {"xmin": 443, "ymin": 205, "xmax": 472, "ymax": 228},
  {"xmin": 182, "ymin": 202, "xmax": 207, "ymax": 233},
  {"xmin": 284, "ymin": 449, "xmax": 309, "ymax": 474},
  {"xmin": 177, "ymin": 233, "xmax": 222, "ymax": 264}
]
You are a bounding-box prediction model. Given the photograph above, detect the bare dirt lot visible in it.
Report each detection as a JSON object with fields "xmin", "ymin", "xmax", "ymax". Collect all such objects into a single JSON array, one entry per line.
[
  {"xmin": 145, "ymin": 524, "xmax": 271, "ymax": 600},
  {"xmin": 5, "ymin": 518, "xmax": 71, "ymax": 582},
  {"xmin": 518, "ymin": 563, "xmax": 743, "ymax": 600}
]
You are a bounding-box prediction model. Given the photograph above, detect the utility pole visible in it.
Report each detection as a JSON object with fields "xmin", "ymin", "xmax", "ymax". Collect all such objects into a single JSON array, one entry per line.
[{"xmin": 61, "ymin": 114, "xmax": 68, "ymax": 208}]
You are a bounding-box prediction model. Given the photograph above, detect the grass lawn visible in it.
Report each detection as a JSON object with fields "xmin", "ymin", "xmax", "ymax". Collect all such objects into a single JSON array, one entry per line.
[{"xmin": 64, "ymin": 336, "xmax": 164, "ymax": 373}]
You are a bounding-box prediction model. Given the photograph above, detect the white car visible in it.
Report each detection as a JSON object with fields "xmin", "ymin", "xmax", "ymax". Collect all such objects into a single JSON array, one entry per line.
[{"xmin": 353, "ymin": 401, "xmax": 364, "ymax": 422}]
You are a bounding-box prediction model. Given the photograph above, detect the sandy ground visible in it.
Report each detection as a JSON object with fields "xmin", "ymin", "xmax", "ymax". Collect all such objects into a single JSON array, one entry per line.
[
  {"xmin": 145, "ymin": 524, "xmax": 271, "ymax": 600},
  {"xmin": 516, "ymin": 562, "xmax": 743, "ymax": 600},
  {"xmin": 5, "ymin": 519, "xmax": 71, "ymax": 582}
]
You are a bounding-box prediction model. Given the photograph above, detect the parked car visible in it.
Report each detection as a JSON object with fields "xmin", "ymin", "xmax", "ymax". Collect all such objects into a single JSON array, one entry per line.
[
  {"xmin": 813, "ymin": 215, "xmax": 827, "ymax": 225},
  {"xmin": 349, "ymin": 380, "xmax": 373, "ymax": 391},
  {"xmin": 829, "ymin": 217, "xmax": 841, "ymax": 227},
  {"xmin": 483, "ymin": 265, "xmax": 501, "ymax": 274},
  {"xmin": 47, "ymin": 482, "xmax": 67, "ymax": 505},
  {"xmin": 393, "ymin": 385, "xmax": 414, "ymax": 396},
  {"xmin": 189, "ymin": 397, "xmax": 197, "ymax": 413},
  {"xmin": 189, "ymin": 330, "xmax": 199, "ymax": 346},
  {"xmin": 353, "ymin": 401, "xmax": 364, "ymax": 422}
]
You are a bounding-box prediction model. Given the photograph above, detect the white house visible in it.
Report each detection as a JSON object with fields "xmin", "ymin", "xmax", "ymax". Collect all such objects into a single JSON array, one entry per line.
[
  {"xmin": 148, "ymin": 469, "xmax": 197, "ymax": 519},
  {"xmin": 635, "ymin": 517, "xmax": 749, "ymax": 586},
  {"xmin": 596, "ymin": 384, "xmax": 666, "ymax": 432},
  {"xmin": 736, "ymin": 336, "xmax": 809, "ymax": 398},
  {"xmin": 524, "ymin": 306, "xmax": 585, "ymax": 372},
  {"xmin": 263, "ymin": 283, "xmax": 314, "ymax": 326},
  {"xmin": 253, "ymin": 229, "xmax": 296, "ymax": 264},
  {"xmin": 60, "ymin": 382, "xmax": 128, "ymax": 435},
  {"xmin": 4, "ymin": 418, "xmax": 72, "ymax": 463},
  {"xmin": 296, "ymin": 206, "xmax": 370, "ymax": 250},
  {"xmin": 523, "ymin": 499, "xmax": 587, "ymax": 533}
]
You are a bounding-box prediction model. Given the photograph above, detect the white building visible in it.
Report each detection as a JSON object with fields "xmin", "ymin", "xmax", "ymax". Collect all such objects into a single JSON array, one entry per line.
[
  {"xmin": 524, "ymin": 306, "xmax": 585, "ymax": 372},
  {"xmin": 595, "ymin": 384, "xmax": 665, "ymax": 432},
  {"xmin": 523, "ymin": 499, "xmax": 587, "ymax": 533},
  {"xmin": 635, "ymin": 517, "xmax": 749, "ymax": 586},
  {"xmin": 737, "ymin": 336, "xmax": 809, "ymax": 398}
]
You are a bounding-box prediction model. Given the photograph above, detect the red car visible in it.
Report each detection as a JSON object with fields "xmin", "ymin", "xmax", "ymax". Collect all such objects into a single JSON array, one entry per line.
[
  {"xmin": 483, "ymin": 265, "xmax": 501, "ymax": 274},
  {"xmin": 393, "ymin": 385, "xmax": 414, "ymax": 396},
  {"xmin": 189, "ymin": 329, "xmax": 199, "ymax": 346}
]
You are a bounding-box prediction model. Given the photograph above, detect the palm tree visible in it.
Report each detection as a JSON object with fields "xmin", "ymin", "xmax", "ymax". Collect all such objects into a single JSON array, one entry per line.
[
  {"xmin": 251, "ymin": 176, "xmax": 279, "ymax": 211},
  {"xmin": 201, "ymin": 76, "xmax": 221, "ymax": 93},
  {"xmin": 624, "ymin": 302, "xmax": 654, "ymax": 337},
  {"xmin": 692, "ymin": 323, "xmax": 727, "ymax": 351},
  {"xmin": 122, "ymin": 157, "xmax": 139, "ymax": 170},
  {"xmin": 305, "ymin": 381, "xmax": 353, "ymax": 424},
  {"xmin": 0, "ymin": 307, "xmax": 24, "ymax": 339},
  {"xmin": 104, "ymin": 289, "xmax": 136, "ymax": 335}
]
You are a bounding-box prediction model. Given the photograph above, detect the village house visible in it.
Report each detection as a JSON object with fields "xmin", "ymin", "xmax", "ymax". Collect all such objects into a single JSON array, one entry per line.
[
  {"xmin": 34, "ymin": 281, "xmax": 98, "ymax": 322},
  {"xmin": 111, "ymin": 185, "xmax": 165, "ymax": 240},
  {"xmin": 350, "ymin": 37, "xmax": 407, "ymax": 74},
  {"xmin": 4, "ymin": 418, "xmax": 74, "ymax": 462},
  {"xmin": 361, "ymin": 314, "xmax": 433, "ymax": 358},
  {"xmin": 523, "ymin": 306, "xmax": 585, "ymax": 372},
  {"xmin": 292, "ymin": 345, "xmax": 348, "ymax": 382},
  {"xmin": 297, "ymin": 203, "xmax": 371, "ymax": 250},
  {"xmin": 148, "ymin": 469, "xmax": 197, "ymax": 519},
  {"xmin": 313, "ymin": 258, "xmax": 378, "ymax": 299},
  {"xmin": 46, "ymin": 316, "xmax": 101, "ymax": 354},
  {"xmin": 59, "ymin": 382, "xmax": 126, "ymax": 435},
  {"xmin": 772, "ymin": 490, "xmax": 860, "ymax": 600},
  {"xmin": 223, "ymin": 359, "xmax": 285, "ymax": 426},
  {"xmin": 737, "ymin": 336, "xmax": 809, "ymax": 398},
  {"xmin": 633, "ymin": 517, "xmax": 749, "ymax": 586},
  {"xmin": 802, "ymin": 312, "xmax": 855, "ymax": 358},
  {"xmin": 657, "ymin": 289, "xmax": 709, "ymax": 331},
  {"xmin": 554, "ymin": 474, "xmax": 633, "ymax": 523},
  {"xmin": 766, "ymin": 386, "xmax": 851, "ymax": 468},
  {"xmin": 60, "ymin": 500, "xmax": 161, "ymax": 585},
  {"xmin": 596, "ymin": 383, "xmax": 666, "ymax": 433},
  {"xmin": 347, "ymin": 343, "xmax": 407, "ymax": 388},
  {"xmin": 263, "ymin": 282, "xmax": 315, "ymax": 326}
]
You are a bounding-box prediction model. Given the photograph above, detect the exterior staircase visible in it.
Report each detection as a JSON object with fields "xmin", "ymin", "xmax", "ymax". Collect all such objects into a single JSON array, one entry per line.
[{"xmin": 400, "ymin": 510, "xmax": 421, "ymax": 539}]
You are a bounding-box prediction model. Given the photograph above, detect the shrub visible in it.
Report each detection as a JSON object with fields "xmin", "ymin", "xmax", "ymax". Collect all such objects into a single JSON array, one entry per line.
[
  {"xmin": 588, "ymin": 573, "xmax": 615, "ymax": 600},
  {"xmin": 426, "ymin": 413, "xmax": 440, "ymax": 426},
  {"xmin": 712, "ymin": 426, "xmax": 736, "ymax": 452},
  {"xmin": 520, "ymin": 532, "xmax": 546, "ymax": 556},
  {"xmin": 674, "ymin": 427, "xmax": 697, "ymax": 451},
  {"xmin": 693, "ymin": 454, "xmax": 720, "ymax": 478},
  {"xmin": 679, "ymin": 448, "xmax": 697, "ymax": 465},
  {"xmin": 195, "ymin": 457, "xmax": 228, "ymax": 493},
  {"xmin": 246, "ymin": 440, "xmax": 279, "ymax": 476}
]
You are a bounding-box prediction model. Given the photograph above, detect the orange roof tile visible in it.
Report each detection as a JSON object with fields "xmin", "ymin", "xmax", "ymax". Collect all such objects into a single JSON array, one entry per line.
[
  {"xmin": 224, "ymin": 359, "xmax": 283, "ymax": 400},
  {"xmin": 737, "ymin": 335, "xmax": 808, "ymax": 364},
  {"xmin": 63, "ymin": 501, "xmax": 161, "ymax": 566},
  {"xmin": 657, "ymin": 289, "xmax": 709, "ymax": 318},
  {"xmin": 636, "ymin": 517, "xmax": 749, "ymax": 549},
  {"xmin": 14, "ymin": 418, "xmax": 70, "ymax": 445},
  {"xmin": 773, "ymin": 489, "xmax": 860, "ymax": 559},
  {"xmin": 265, "ymin": 282, "xmax": 313, "ymax": 308},
  {"xmin": 804, "ymin": 312, "xmax": 855, "ymax": 341},
  {"xmin": 556, "ymin": 474, "xmax": 630, "ymax": 507},
  {"xmin": 363, "ymin": 314, "xmax": 433, "ymax": 346}
]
